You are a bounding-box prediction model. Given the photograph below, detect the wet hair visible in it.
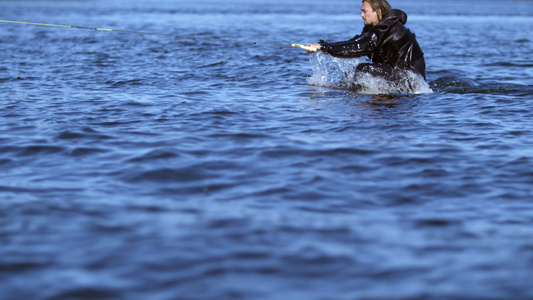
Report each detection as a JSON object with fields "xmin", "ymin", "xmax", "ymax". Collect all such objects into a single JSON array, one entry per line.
[{"xmin": 363, "ymin": 0, "xmax": 391, "ymax": 20}]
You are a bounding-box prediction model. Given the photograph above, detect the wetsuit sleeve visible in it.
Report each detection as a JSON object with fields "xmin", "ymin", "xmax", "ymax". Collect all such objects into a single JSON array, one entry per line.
[{"xmin": 320, "ymin": 24, "xmax": 388, "ymax": 58}]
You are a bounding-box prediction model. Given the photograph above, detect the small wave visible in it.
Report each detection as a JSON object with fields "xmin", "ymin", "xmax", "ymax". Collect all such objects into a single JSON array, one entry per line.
[
  {"xmin": 68, "ymin": 147, "xmax": 109, "ymax": 157},
  {"xmin": 105, "ymin": 79, "xmax": 144, "ymax": 88},
  {"xmin": 0, "ymin": 158, "xmax": 14, "ymax": 165},
  {"xmin": 484, "ymin": 61, "xmax": 533, "ymax": 68},
  {"xmin": 127, "ymin": 148, "xmax": 181, "ymax": 162},
  {"xmin": 199, "ymin": 61, "xmax": 226, "ymax": 68},
  {"xmin": 16, "ymin": 145, "xmax": 65, "ymax": 157},
  {"xmin": 0, "ymin": 185, "xmax": 83, "ymax": 194},
  {"xmin": 430, "ymin": 74, "xmax": 477, "ymax": 90},
  {"xmin": 56, "ymin": 128, "xmax": 113, "ymax": 141},
  {"xmin": 306, "ymin": 52, "xmax": 432, "ymax": 94},
  {"xmin": 121, "ymin": 166, "xmax": 211, "ymax": 183},
  {"xmin": 430, "ymin": 75, "xmax": 532, "ymax": 95}
]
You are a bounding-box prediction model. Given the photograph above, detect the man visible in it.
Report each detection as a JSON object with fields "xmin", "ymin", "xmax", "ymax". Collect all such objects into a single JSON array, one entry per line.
[{"xmin": 306, "ymin": 0, "xmax": 426, "ymax": 81}]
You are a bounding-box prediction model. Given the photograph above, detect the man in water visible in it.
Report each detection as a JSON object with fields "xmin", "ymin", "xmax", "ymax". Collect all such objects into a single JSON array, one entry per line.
[{"xmin": 306, "ymin": 0, "xmax": 426, "ymax": 81}]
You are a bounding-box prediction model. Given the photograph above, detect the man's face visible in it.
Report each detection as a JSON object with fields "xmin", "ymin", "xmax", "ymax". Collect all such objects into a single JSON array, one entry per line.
[{"xmin": 361, "ymin": 1, "xmax": 380, "ymax": 25}]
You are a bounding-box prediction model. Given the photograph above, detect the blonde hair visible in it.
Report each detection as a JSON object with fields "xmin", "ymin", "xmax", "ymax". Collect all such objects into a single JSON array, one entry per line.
[{"xmin": 363, "ymin": 0, "xmax": 391, "ymax": 20}]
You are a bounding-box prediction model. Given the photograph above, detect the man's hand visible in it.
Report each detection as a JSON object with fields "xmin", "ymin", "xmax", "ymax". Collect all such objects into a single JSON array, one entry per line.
[{"xmin": 305, "ymin": 43, "xmax": 321, "ymax": 54}]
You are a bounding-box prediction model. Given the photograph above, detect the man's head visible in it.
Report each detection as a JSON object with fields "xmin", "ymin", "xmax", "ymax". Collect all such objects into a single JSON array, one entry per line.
[{"xmin": 361, "ymin": 0, "xmax": 391, "ymax": 25}]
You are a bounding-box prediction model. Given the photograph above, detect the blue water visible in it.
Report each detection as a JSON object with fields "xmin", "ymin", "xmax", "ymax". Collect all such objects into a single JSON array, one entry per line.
[{"xmin": 1, "ymin": 0, "xmax": 533, "ymax": 299}]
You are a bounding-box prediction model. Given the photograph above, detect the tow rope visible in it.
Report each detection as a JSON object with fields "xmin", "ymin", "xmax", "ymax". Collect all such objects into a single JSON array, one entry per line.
[{"xmin": 0, "ymin": 19, "xmax": 316, "ymax": 51}]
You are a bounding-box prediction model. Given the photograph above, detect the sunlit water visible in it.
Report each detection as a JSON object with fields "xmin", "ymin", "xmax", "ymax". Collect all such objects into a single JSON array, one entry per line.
[{"xmin": 1, "ymin": 0, "xmax": 533, "ymax": 299}]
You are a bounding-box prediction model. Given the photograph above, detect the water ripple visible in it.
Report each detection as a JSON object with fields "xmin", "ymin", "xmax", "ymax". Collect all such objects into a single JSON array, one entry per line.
[{"xmin": 1, "ymin": 0, "xmax": 533, "ymax": 299}]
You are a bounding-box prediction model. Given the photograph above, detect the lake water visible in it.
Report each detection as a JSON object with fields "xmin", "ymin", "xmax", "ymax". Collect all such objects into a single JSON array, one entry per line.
[{"xmin": 1, "ymin": 0, "xmax": 533, "ymax": 299}]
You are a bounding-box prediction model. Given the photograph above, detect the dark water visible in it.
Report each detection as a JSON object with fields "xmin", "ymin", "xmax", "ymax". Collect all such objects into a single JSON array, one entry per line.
[{"xmin": 2, "ymin": 0, "xmax": 533, "ymax": 299}]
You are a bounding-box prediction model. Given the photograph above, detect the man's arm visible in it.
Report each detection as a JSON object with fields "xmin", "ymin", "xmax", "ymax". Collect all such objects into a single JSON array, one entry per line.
[
  {"xmin": 310, "ymin": 24, "xmax": 390, "ymax": 58},
  {"xmin": 320, "ymin": 32, "xmax": 376, "ymax": 58}
]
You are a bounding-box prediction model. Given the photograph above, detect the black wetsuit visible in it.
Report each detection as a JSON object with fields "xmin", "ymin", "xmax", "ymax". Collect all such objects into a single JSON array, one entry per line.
[{"xmin": 319, "ymin": 9, "xmax": 426, "ymax": 80}]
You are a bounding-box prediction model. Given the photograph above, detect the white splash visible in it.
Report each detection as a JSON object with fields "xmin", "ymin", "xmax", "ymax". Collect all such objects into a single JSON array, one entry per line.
[{"xmin": 307, "ymin": 52, "xmax": 432, "ymax": 94}]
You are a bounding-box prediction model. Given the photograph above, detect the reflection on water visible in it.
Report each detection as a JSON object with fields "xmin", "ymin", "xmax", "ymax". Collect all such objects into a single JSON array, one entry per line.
[{"xmin": 364, "ymin": 94, "xmax": 405, "ymax": 107}]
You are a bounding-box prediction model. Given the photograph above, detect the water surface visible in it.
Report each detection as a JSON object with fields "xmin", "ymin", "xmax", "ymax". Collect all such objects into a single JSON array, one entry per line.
[{"xmin": 1, "ymin": 0, "xmax": 533, "ymax": 299}]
